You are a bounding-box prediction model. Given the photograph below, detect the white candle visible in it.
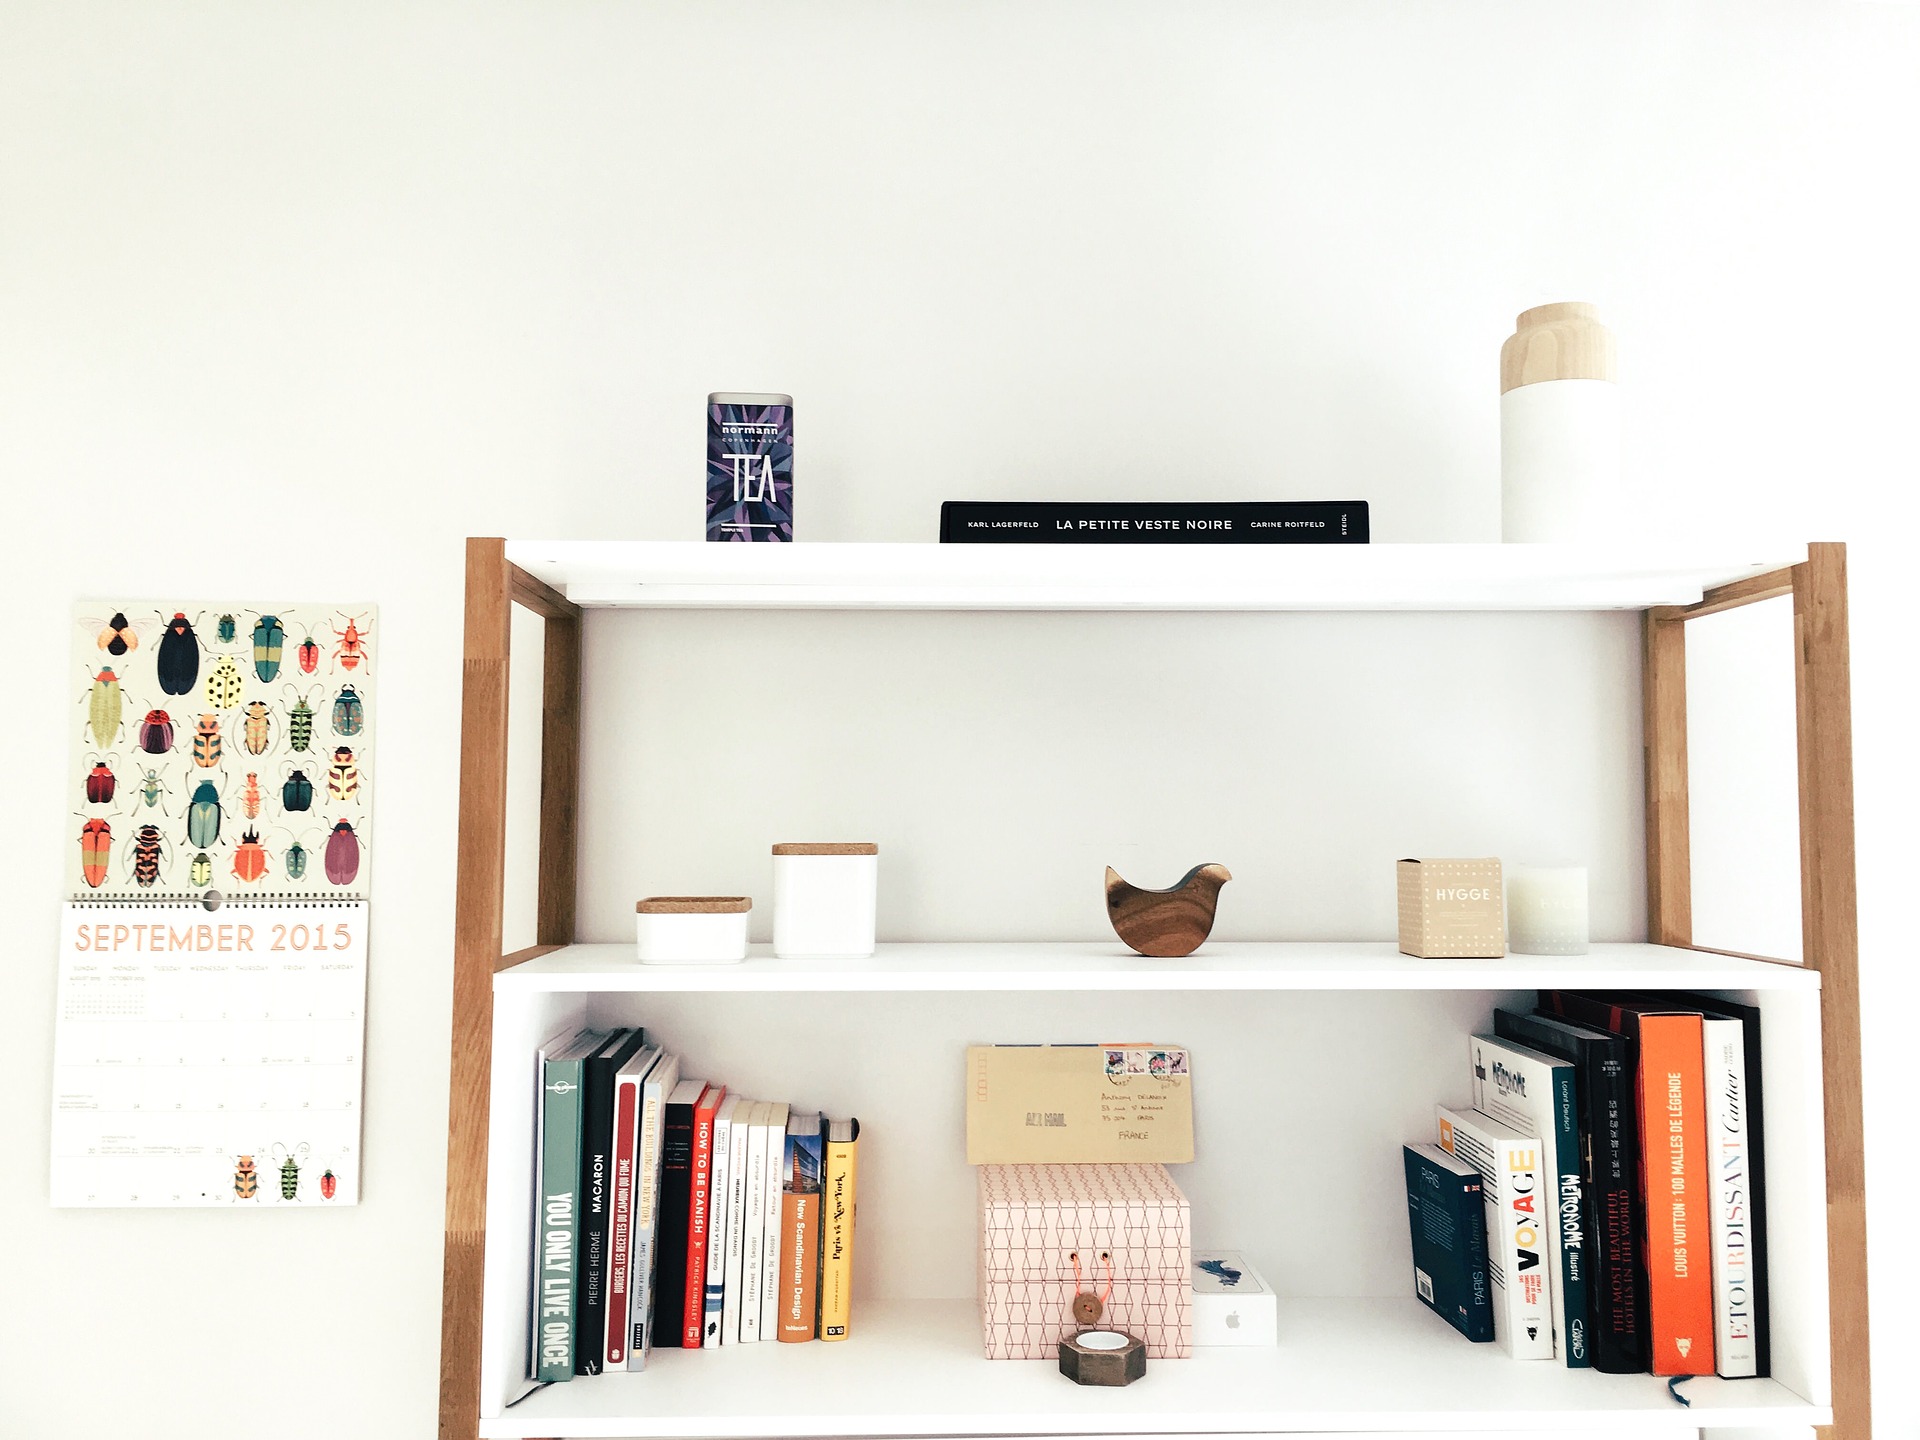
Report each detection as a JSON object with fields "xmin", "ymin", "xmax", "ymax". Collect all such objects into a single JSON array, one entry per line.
[{"xmin": 1507, "ymin": 866, "xmax": 1589, "ymax": 955}]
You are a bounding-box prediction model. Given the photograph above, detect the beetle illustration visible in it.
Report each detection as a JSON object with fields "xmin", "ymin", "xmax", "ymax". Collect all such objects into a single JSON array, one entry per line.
[
  {"xmin": 84, "ymin": 758, "xmax": 116, "ymax": 805},
  {"xmin": 240, "ymin": 699, "xmax": 274, "ymax": 756},
  {"xmin": 324, "ymin": 819, "xmax": 361, "ymax": 886},
  {"xmin": 233, "ymin": 1155, "xmax": 259, "ymax": 1200},
  {"xmin": 87, "ymin": 610, "xmax": 142, "ymax": 657},
  {"xmin": 272, "ymin": 1142, "xmax": 309, "ymax": 1200},
  {"xmin": 129, "ymin": 822, "xmax": 168, "ymax": 888},
  {"xmin": 319, "ymin": 1167, "xmax": 337, "ymax": 1200},
  {"xmin": 284, "ymin": 838, "xmax": 309, "ymax": 880},
  {"xmin": 331, "ymin": 685, "xmax": 364, "ymax": 737},
  {"xmin": 251, "ymin": 613, "xmax": 285, "ymax": 681},
  {"xmin": 327, "ymin": 746, "xmax": 359, "ymax": 804},
  {"xmin": 283, "ymin": 685, "xmax": 318, "ymax": 753},
  {"xmin": 85, "ymin": 667, "xmax": 123, "ymax": 748},
  {"xmin": 133, "ymin": 766, "xmax": 172, "ymax": 815},
  {"xmin": 137, "ymin": 708, "xmax": 175, "ymax": 755},
  {"xmin": 239, "ymin": 771, "xmax": 264, "ymax": 821},
  {"xmin": 186, "ymin": 778, "xmax": 223, "ymax": 850},
  {"xmin": 190, "ymin": 850, "xmax": 213, "ymax": 887},
  {"xmin": 296, "ymin": 629, "xmax": 320, "ymax": 675},
  {"xmin": 204, "ymin": 654, "xmax": 244, "ymax": 710},
  {"xmin": 78, "ymin": 818, "xmax": 112, "ymax": 888},
  {"xmin": 281, "ymin": 767, "xmax": 315, "ymax": 813},
  {"xmin": 231, "ymin": 827, "xmax": 270, "ymax": 884},
  {"xmin": 155, "ymin": 612, "xmax": 200, "ymax": 695},
  {"xmin": 215, "ymin": 613, "xmax": 239, "ymax": 646},
  {"xmin": 186, "ymin": 712, "xmax": 221, "ymax": 769},
  {"xmin": 331, "ymin": 612, "xmax": 371, "ymax": 673}
]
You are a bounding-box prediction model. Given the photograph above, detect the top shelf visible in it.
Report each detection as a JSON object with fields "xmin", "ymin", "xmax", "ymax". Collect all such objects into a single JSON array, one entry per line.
[{"xmin": 503, "ymin": 541, "xmax": 1805, "ymax": 612}]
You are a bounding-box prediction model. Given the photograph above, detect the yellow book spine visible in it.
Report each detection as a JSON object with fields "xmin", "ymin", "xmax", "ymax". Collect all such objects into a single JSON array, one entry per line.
[{"xmin": 818, "ymin": 1133, "xmax": 859, "ymax": 1340}]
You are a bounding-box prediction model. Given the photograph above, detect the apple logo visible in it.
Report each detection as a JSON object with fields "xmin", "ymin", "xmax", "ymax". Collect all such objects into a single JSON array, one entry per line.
[{"xmin": 1225, "ymin": 1312, "xmax": 1240, "ymax": 1329}]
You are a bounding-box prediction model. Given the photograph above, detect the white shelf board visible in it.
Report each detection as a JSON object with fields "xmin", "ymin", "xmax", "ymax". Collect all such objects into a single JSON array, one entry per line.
[
  {"xmin": 494, "ymin": 941, "xmax": 1817, "ymax": 994},
  {"xmin": 502, "ymin": 540, "xmax": 1806, "ymax": 612},
  {"xmin": 479, "ymin": 1297, "xmax": 1825, "ymax": 1437}
]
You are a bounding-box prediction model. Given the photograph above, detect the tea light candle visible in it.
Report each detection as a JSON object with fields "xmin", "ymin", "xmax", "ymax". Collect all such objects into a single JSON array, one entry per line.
[{"xmin": 1507, "ymin": 866, "xmax": 1589, "ymax": 955}]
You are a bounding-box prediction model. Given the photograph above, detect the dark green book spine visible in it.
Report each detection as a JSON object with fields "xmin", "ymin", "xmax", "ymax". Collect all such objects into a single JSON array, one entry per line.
[
  {"xmin": 1404, "ymin": 1146, "xmax": 1493, "ymax": 1342},
  {"xmin": 536, "ymin": 1052, "xmax": 588, "ymax": 1383}
]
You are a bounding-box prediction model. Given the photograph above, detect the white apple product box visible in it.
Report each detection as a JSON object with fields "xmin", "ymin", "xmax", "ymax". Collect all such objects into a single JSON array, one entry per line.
[{"xmin": 1191, "ymin": 1250, "xmax": 1277, "ymax": 1346}]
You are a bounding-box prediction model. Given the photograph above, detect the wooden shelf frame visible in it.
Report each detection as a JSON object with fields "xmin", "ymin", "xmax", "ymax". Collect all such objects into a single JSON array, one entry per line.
[{"xmin": 438, "ymin": 538, "xmax": 1869, "ymax": 1440}]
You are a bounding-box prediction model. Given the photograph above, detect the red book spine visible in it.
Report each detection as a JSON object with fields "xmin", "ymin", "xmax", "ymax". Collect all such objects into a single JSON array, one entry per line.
[
  {"xmin": 605, "ymin": 1077, "xmax": 638, "ymax": 1366},
  {"xmin": 1638, "ymin": 1015, "xmax": 1715, "ymax": 1375},
  {"xmin": 683, "ymin": 1085, "xmax": 725, "ymax": 1346}
]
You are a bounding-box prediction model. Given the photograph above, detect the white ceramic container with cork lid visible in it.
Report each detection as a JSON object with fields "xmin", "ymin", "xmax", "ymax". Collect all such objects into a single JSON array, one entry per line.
[
  {"xmin": 635, "ymin": 896, "xmax": 752, "ymax": 964},
  {"xmin": 772, "ymin": 843, "xmax": 878, "ymax": 958}
]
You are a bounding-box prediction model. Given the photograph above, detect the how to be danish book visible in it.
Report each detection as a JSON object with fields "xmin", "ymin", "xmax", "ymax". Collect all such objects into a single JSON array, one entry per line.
[{"xmin": 939, "ymin": 500, "xmax": 1368, "ymax": 543}]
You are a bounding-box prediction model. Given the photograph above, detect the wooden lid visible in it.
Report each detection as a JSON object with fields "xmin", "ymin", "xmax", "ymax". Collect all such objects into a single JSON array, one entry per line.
[
  {"xmin": 772, "ymin": 843, "xmax": 878, "ymax": 856},
  {"xmin": 635, "ymin": 896, "xmax": 752, "ymax": 914},
  {"xmin": 1500, "ymin": 301, "xmax": 1616, "ymax": 393}
]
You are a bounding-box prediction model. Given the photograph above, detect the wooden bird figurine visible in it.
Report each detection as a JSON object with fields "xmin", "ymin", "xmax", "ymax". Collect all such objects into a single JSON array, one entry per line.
[{"xmin": 1104, "ymin": 863, "xmax": 1233, "ymax": 957}]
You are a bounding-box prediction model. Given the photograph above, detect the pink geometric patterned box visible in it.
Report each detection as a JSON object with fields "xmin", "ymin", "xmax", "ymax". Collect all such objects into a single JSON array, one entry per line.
[{"xmin": 977, "ymin": 1162, "xmax": 1193, "ymax": 1359}]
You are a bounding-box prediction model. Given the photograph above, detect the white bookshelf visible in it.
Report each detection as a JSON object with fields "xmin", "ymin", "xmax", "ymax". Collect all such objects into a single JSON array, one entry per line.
[
  {"xmin": 448, "ymin": 539, "xmax": 1853, "ymax": 1440},
  {"xmin": 503, "ymin": 539, "xmax": 1805, "ymax": 611},
  {"xmin": 495, "ymin": 941, "xmax": 1820, "ymax": 995}
]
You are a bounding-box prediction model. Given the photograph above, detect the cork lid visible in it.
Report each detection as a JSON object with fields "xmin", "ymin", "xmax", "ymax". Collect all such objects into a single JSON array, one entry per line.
[
  {"xmin": 771, "ymin": 843, "xmax": 878, "ymax": 856},
  {"xmin": 635, "ymin": 896, "xmax": 752, "ymax": 914}
]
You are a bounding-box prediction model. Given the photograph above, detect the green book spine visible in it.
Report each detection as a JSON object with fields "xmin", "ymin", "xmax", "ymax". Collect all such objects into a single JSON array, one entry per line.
[{"xmin": 536, "ymin": 1052, "xmax": 588, "ymax": 1382}]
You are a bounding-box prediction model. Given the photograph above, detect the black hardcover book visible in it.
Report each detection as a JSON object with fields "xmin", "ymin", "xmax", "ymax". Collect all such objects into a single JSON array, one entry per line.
[
  {"xmin": 1623, "ymin": 991, "xmax": 1771, "ymax": 1378},
  {"xmin": 574, "ymin": 1028, "xmax": 649, "ymax": 1376},
  {"xmin": 1404, "ymin": 1143, "xmax": 1494, "ymax": 1343},
  {"xmin": 1495, "ymin": 1008, "xmax": 1649, "ymax": 1373},
  {"xmin": 938, "ymin": 500, "xmax": 1369, "ymax": 543},
  {"xmin": 650, "ymin": 1078, "xmax": 704, "ymax": 1351}
]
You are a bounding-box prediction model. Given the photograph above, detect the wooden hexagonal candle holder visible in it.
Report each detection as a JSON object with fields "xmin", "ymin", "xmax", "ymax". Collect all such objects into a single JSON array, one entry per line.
[{"xmin": 1058, "ymin": 1329, "xmax": 1147, "ymax": 1386}]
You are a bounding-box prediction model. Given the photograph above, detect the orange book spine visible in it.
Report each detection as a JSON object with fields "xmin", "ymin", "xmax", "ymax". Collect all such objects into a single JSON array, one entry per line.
[
  {"xmin": 777, "ymin": 1191, "xmax": 818, "ymax": 1342},
  {"xmin": 1638, "ymin": 1014, "xmax": 1715, "ymax": 1375}
]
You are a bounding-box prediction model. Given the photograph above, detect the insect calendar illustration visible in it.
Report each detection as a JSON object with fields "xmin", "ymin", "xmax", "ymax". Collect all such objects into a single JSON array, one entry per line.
[{"xmin": 68, "ymin": 602, "xmax": 375, "ymax": 899}]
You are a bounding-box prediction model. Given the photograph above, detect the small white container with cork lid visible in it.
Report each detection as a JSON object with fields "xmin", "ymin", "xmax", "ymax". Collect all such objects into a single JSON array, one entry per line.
[
  {"xmin": 1500, "ymin": 301, "xmax": 1620, "ymax": 542},
  {"xmin": 772, "ymin": 843, "xmax": 878, "ymax": 958},
  {"xmin": 635, "ymin": 896, "xmax": 752, "ymax": 964}
]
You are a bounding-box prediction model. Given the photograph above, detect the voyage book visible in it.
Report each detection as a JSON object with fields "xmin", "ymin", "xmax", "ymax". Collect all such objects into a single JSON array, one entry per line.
[
  {"xmin": 1436, "ymin": 1104, "xmax": 1553, "ymax": 1359},
  {"xmin": 1469, "ymin": 1034, "xmax": 1590, "ymax": 1367},
  {"xmin": 1493, "ymin": 1008, "xmax": 1647, "ymax": 1373},
  {"xmin": 819, "ymin": 1117, "xmax": 860, "ymax": 1341},
  {"xmin": 939, "ymin": 500, "xmax": 1369, "ymax": 544},
  {"xmin": 1404, "ymin": 1143, "xmax": 1494, "ymax": 1343},
  {"xmin": 779, "ymin": 1112, "xmax": 824, "ymax": 1342},
  {"xmin": 532, "ymin": 1029, "xmax": 604, "ymax": 1383},
  {"xmin": 1542, "ymin": 992, "xmax": 1714, "ymax": 1376},
  {"xmin": 577, "ymin": 1029, "xmax": 649, "ymax": 1375}
]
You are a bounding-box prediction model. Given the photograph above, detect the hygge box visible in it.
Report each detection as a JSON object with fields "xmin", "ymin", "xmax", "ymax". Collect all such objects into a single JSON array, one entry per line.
[
  {"xmin": 978, "ymin": 1163, "xmax": 1192, "ymax": 1359},
  {"xmin": 1397, "ymin": 858, "xmax": 1506, "ymax": 958},
  {"xmin": 1191, "ymin": 1251, "xmax": 1278, "ymax": 1346}
]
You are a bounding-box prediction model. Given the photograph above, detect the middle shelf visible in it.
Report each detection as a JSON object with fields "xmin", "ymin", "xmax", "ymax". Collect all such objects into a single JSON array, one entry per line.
[{"xmin": 495, "ymin": 941, "xmax": 1818, "ymax": 994}]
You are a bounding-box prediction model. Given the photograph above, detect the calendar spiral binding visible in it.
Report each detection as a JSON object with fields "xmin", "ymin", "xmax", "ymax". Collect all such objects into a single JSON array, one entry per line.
[{"xmin": 66, "ymin": 894, "xmax": 366, "ymax": 907}]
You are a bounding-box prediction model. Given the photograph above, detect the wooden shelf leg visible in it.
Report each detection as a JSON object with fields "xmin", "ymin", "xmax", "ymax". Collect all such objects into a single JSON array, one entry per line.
[
  {"xmin": 1795, "ymin": 542, "xmax": 1870, "ymax": 1440},
  {"xmin": 441, "ymin": 539, "xmax": 513, "ymax": 1440},
  {"xmin": 1643, "ymin": 608, "xmax": 1692, "ymax": 946}
]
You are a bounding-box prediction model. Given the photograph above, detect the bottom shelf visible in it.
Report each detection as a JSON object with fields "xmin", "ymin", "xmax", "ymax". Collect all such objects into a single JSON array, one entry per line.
[{"xmin": 480, "ymin": 1297, "xmax": 1827, "ymax": 1437}]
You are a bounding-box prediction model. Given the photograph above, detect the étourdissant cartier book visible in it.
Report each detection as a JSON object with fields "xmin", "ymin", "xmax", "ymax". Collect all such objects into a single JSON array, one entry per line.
[{"xmin": 939, "ymin": 501, "xmax": 1369, "ymax": 543}]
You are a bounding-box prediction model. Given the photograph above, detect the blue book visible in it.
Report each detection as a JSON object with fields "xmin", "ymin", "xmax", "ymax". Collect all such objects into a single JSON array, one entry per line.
[{"xmin": 1405, "ymin": 1143, "xmax": 1494, "ymax": 1343}]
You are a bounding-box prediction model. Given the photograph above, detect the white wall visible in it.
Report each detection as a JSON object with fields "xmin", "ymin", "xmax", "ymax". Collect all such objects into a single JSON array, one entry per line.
[{"xmin": 2, "ymin": 3, "xmax": 1915, "ymax": 1436}]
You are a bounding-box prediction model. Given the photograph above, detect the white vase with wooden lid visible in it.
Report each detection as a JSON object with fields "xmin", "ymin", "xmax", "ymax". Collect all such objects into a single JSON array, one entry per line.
[{"xmin": 1500, "ymin": 302, "xmax": 1620, "ymax": 542}]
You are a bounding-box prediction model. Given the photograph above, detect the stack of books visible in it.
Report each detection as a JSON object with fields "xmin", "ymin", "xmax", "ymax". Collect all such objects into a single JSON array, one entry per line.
[
  {"xmin": 531, "ymin": 1027, "xmax": 862, "ymax": 1382},
  {"xmin": 1404, "ymin": 990, "xmax": 1768, "ymax": 1379}
]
